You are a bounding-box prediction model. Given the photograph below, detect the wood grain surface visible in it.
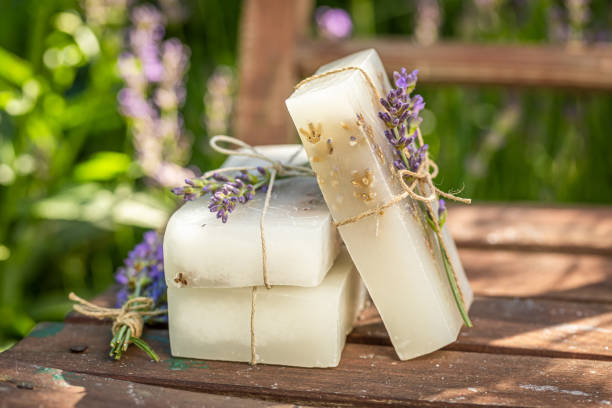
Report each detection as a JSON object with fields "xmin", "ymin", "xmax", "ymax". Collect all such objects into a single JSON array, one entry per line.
[
  {"xmin": 0, "ymin": 359, "xmax": 309, "ymax": 408},
  {"xmin": 4, "ymin": 323, "xmax": 611, "ymax": 407},
  {"xmin": 4, "ymin": 202, "xmax": 612, "ymax": 407},
  {"xmin": 297, "ymin": 40, "xmax": 612, "ymax": 90}
]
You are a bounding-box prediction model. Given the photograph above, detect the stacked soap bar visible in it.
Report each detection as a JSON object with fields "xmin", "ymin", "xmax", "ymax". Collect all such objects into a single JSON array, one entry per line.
[
  {"xmin": 164, "ymin": 145, "xmax": 365, "ymax": 367},
  {"xmin": 168, "ymin": 249, "xmax": 364, "ymax": 367},
  {"xmin": 286, "ymin": 49, "xmax": 473, "ymax": 360},
  {"xmin": 164, "ymin": 145, "xmax": 340, "ymax": 288}
]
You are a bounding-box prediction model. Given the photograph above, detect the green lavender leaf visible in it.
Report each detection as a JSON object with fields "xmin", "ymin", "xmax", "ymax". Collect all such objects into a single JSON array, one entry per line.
[
  {"xmin": 130, "ymin": 337, "xmax": 160, "ymax": 362},
  {"xmin": 439, "ymin": 240, "xmax": 472, "ymax": 328}
]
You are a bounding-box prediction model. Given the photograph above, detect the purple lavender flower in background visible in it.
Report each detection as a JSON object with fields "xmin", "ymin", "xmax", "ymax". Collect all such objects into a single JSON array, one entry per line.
[
  {"xmin": 118, "ymin": 4, "xmax": 193, "ymax": 187},
  {"xmin": 83, "ymin": 0, "xmax": 130, "ymax": 27},
  {"xmin": 129, "ymin": 5, "xmax": 165, "ymax": 82},
  {"xmin": 115, "ymin": 230, "xmax": 166, "ymax": 317},
  {"xmin": 415, "ymin": 0, "xmax": 441, "ymax": 46},
  {"xmin": 315, "ymin": 7, "xmax": 352, "ymax": 40},
  {"xmin": 204, "ymin": 65, "xmax": 235, "ymax": 136}
]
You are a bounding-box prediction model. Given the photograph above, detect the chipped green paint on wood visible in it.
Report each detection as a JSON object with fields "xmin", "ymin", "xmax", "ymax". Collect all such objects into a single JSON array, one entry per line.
[
  {"xmin": 29, "ymin": 323, "xmax": 64, "ymax": 338},
  {"xmin": 36, "ymin": 366, "xmax": 83, "ymax": 383},
  {"xmin": 164, "ymin": 357, "xmax": 209, "ymax": 371}
]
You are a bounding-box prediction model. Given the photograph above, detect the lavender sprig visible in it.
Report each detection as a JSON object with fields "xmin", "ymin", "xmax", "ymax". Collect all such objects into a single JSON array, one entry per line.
[
  {"xmin": 112, "ymin": 230, "xmax": 167, "ymax": 361},
  {"xmin": 172, "ymin": 167, "xmax": 270, "ymax": 223},
  {"xmin": 378, "ymin": 68, "xmax": 470, "ymax": 327}
]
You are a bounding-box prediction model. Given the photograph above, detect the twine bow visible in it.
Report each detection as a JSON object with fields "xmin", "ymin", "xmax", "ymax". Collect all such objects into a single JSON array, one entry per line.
[
  {"xmin": 69, "ymin": 292, "xmax": 166, "ymax": 339},
  {"xmin": 207, "ymin": 135, "xmax": 314, "ymax": 364}
]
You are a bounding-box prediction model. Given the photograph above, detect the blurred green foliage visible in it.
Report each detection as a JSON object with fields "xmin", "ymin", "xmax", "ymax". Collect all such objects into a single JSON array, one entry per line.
[
  {"xmin": 0, "ymin": 0, "xmax": 611, "ymax": 350},
  {"xmin": 0, "ymin": 0, "xmax": 240, "ymax": 350}
]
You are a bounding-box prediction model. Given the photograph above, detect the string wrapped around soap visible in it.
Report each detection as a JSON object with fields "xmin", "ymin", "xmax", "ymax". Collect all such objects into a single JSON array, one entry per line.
[
  {"xmin": 172, "ymin": 136, "xmax": 314, "ymax": 364},
  {"xmin": 292, "ymin": 65, "xmax": 473, "ymax": 327}
]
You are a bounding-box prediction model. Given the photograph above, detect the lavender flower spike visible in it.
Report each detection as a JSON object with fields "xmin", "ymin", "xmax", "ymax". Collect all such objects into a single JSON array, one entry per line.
[
  {"xmin": 438, "ymin": 198, "xmax": 446, "ymax": 219},
  {"xmin": 208, "ymin": 179, "xmax": 255, "ymax": 223},
  {"xmin": 378, "ymin": 67, "xmax": 429, "ymax": 173},
  {"xmin": 114, "ymin": 230, "xmax": 166, "ymax": 310},
  {"xmin": 172, "ymin": 167, "xmax": 268, "ymax": 223},
  {"xmin": 110, "ymin": 230, "xmax": 167, "ymax": 361},
  {"xmin": 118, "ymin": 4, "xmax": 193, "ymax": 187},
  {"xmin": 393, "ymin": 68, "xmax": 418, "ymax": 90}
]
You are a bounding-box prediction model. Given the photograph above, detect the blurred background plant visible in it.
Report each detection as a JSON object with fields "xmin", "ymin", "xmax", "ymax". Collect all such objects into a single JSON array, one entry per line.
[{"xmin": 0, "ymin": 0, "xmax": 611, "ymax": 350}]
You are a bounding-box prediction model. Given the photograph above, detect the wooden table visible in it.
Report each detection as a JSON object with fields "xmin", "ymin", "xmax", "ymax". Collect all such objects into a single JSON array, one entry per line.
[{"xmin": 1, "ymin": 204, "xmax": 611, "ymax": 407}]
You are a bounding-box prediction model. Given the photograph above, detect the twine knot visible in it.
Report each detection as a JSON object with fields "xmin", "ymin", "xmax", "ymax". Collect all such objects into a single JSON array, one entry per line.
[{"xmin": 69, "ymin": 292, "xmax": 165, "ymax": 340}]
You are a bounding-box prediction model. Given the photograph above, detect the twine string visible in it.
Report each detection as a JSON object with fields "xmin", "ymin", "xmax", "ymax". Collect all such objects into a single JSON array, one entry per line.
[
  {"xmin": 207, "ymin": 135, "xmax": 313, "ymax": 365},
  {"xmin": 208, "ymin": 135, "xmax": 314, "ymax": 177},
  {"xmin": 68, "ymin": 292, "xmax": 166, "ymax": 340},
  {"xmin": 294, "ymin": 66, "xmax": 383, "ymax": 102},
  {"xmin": 259, "ymin": 168, "xmax": 276, "ymax": 290},
  {"xmin": 250, "ymin": 287, "xmax": 257, "ymax": 365}
]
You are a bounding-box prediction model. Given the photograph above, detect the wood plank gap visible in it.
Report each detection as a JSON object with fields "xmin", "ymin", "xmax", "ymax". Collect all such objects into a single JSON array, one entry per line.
[
  {"xmin": 473, "ymin": 293, "xmax": 612, "ymax": 306},
  {"xmin": 456, "ymin": 242, "xmax": 612, "ymax": 257},
  {"xmin": 345, "ymin": 336, "xmax": 612, "ymax": 363}
]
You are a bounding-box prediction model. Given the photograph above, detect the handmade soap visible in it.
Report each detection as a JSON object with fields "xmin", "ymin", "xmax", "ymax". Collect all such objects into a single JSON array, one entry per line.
[
  {"xmin": 167, "ymin": 248, "xmax": 365, "ymax": 367},
  {"xmin": 163, "ymin": 145, "xmax": 340, "ymax": 288},
  {"xmin": 285, "ymin": 49, "xmax": 473, "ymax": 360}
]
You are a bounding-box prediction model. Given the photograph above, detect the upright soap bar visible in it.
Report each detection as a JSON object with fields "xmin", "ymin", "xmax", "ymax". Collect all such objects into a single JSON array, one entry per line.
[
  {"xmin": 167, "ymin": 249, "xmax": 365, "ymax": 367},
  {"xmin": 164, "ymin": 145, "xmax": 340, "ymax": 288},
  {"xmin": 285, "ymin": 49, "xmax": 473, "ymax": 360}
]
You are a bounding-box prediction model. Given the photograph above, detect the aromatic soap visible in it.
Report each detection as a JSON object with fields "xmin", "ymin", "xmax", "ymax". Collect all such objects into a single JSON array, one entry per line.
[
  {"xmin": 163, "ymin": 145, "xmax": 340, "ymax": 288},
  {"xmin": 285, "ymin": 49, "xmax": 473, "ymax": 360},
  {"xmin": 167, "ymin": 248, "xmax": 365, "ymax": 367}
]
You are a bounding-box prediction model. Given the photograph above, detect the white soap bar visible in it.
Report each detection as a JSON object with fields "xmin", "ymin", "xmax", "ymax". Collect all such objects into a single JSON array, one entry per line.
[
  {"xmin": 285, "ymin": 49, "xmax": 473, "ymax": 360},
  {"xmin": 163, "ymin": 145, "xmax": 340, "ymax": 288},
  {"xmin": 167, "ymin": 248, "xmax": 365, "ymax": 367}
]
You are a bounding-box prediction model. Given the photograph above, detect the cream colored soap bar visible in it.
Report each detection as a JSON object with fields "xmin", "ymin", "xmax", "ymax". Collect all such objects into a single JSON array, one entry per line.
[
  {"xmin": 285, "ymin": 49, "xmax": 473, "ymax": 360},
  {"xmin": 164, "ymin": 145, "xmax": 340, "ymax": 288},
  {"xmin": 167, "ymin": 249, "xmax": 365, "ymax": 367}
]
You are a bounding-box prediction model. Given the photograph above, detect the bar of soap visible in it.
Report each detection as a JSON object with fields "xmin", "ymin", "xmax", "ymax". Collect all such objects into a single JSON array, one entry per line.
[
  {"xmin": 163, "ymin": 145, "xmax": 340, "ymax": 288},
  {"xmin": 167, "ymin": 248, "xmax": 365, "ymax": 367},
  {"xmin": 285, "ymin": 49, "xmax": 473, "ymax": 360}
]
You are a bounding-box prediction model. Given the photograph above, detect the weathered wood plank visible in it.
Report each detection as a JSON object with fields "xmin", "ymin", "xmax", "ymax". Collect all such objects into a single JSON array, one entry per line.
[
  {"xmin": 462, "ymin": 249, "xmax": 612, "ymax": 303},
  {"xmin": 235, "ymin": 0, "xmax": 313, "ymax": 145},
  {"xmin": 297, "ymin": 39, "xmax": 612, "ymax": 90},
  {"xmin": 351, "ymin": 297, "xmax": 612, "ymax": 361},
  {"xmin": 0, "ymin": 359, "xmax": 302, "ymax": 408},
  {"xmin": 65, "ymin": 249, "xmax": 612, "ymax": 327},
  {"xmin": 5, "ymin": 323, "xmax": 612, "ymax": 407},
  {"xmin": 447, "ymin": 204, "xmax": 612, "ymax": 255}
]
